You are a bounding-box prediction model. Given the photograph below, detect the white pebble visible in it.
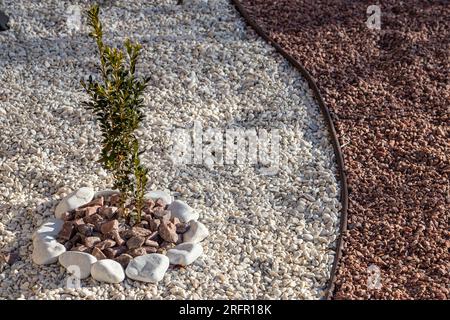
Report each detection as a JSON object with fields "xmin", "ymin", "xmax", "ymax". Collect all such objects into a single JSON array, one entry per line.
[
  {"xmin": 54, "ymin": 187, "xmax": 94, "ymax": 219},
  {"xmin": 183, "ymin": 220, "xmax": 209, "ymax": 243},
  {"xmin": 91, "ymin": 259, "xmax": 125, "ymax": 284},
  {"xmin": 166, "ymin": 243, "xmax": 203, "ymax": 266},
  {"xmin": 58, "ymin": 252, "xmax": 97, "ymax": 279}
]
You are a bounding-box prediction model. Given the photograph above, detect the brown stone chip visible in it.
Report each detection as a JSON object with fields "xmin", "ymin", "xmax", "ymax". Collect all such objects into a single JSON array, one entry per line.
[
  {"xmin": 123, "ymin": 226, "xmax": 152, "ymax": 238},
  {"xmin": 95, "ymin": 239, "xmax": 116, "ymax": 250},
  {"xmin": 154, "ymin": 198, "xmax": 166, "ymax": 208},
  {"xmin": 126, "ymin": 236, "xmax": 145, "ymax": 249},
  {"xmin": 72, "ymin": 218, "xmax": 85, "ymax": 227},
  {"xmin": 84, "ymin": 206, "xmax": 100, "ymax": 217},
  {"xmin": 74, "ymin": 208, "xmax": 86, "ymax": 220},
  {"xmin": 91, "ymin": 247, "xmax": 107, "ymax": 260},
  {"xmin": 99, "ymin": 206, "xmax": 118, "ymax": 219},
  {"xmin": 147, "ymin": 231, "xmax": 159, "ymax": 240},
  {"xmin": 60, "ymin": 211, "xmax": 75, "ymax": 221},
  {"xmin": 114, "ymin": 254, "xmax": 133, "ymax": 268},
  {"xmin": 104, "ymin": 246, "xmax": 127, "ymax": 259},
  {"xmin": 59, "ymin": 221, "xmax": 75, "ymax": 241},
  {"xmin": 84, "ymin": 236, "xmax": 101, "ymax": 248},
  {"xmin": 111, "ymin": 230, "xmax": 126, "ymax": 246},
  {"xmin": 134, "ymin": 221, "xmax": 149, "ymax": 229},
  {"xmin": 71, "ymin": 244, "xmax": 90, "ymax": 253},
  {"xmin": 158, "ymin": 221, "xmax": 178, "ymax": 243},
  {"xmin": 80, "ymin": 196, "xmax": 104, "ymax": 208},
  {"xmin": 142, "ymin": 214, "xmax": 153, "ymax": 222},
  {"xmin": 64, "ymin": 242, "xmax": 73, "ymax": 250},
  {"xmin": 144, "ymin": 239, "xmax": 159, "ymax": 247},
  {"xmin": 144, "ymin": 246, "xmax": 158, "ymax": 254},
  {"xmin": 100, "ymin": 219, "xmax": 118, "ymax": 235},
  {"xmin": 69, "ymin": 233, "xmax": 81, "ymax": 245},
  {"xmin": 119, "ymin": 229, "xmax": 131, "ymax": 240},
  {"xmin": 152, "ymin": 207, "xmax": 170, "ymax": 219},
  {"xmin": 148, "ymin": 219, "xmax": 161, "ymax": 232},
  {"xmin": 77, "ymin": 223, "xmax": 94, "ymax": 236},
  {"xmin": 128, "ymin": 247, "xmax": 147, "ymax": 257},
  {"xmin": 144, "ymin": 199, "xmax": 155, "ymax": 209},
  {"xmin": 83, "ymin": 213, "xmax": 103, "ymax": 226}
]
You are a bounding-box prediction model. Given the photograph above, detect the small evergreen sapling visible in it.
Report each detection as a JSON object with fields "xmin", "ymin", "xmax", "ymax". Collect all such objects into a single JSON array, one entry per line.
[{"xmin": 81, "ymin": 4, "xmax": 149, "ymax": 223}]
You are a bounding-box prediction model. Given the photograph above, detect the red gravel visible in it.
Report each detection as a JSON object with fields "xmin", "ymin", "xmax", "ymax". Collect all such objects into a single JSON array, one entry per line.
[{"xmin": 235, "ymin": 0, "xmax": 450, "ymax": 299}]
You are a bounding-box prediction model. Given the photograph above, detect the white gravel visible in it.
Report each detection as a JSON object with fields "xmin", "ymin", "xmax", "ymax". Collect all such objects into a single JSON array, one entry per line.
[{"xmin": 0, "ymin": 0, "xmax": 341, "ymax": 299}]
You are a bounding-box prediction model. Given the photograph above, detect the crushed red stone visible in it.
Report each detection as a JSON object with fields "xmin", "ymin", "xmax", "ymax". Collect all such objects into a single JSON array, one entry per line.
[
  {"xmin": 56, "ymin": 195, "xmax": 190, "ymax": 269},
  {"xmin": 236, "ymin": 0, "xmax": 449, "ymax": 299}
]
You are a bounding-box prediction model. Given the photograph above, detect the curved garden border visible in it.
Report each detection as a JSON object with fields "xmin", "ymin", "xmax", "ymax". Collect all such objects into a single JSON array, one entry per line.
[{"xmin": 230, "ymin": 0, "xmax": 349, "ymax": 300}]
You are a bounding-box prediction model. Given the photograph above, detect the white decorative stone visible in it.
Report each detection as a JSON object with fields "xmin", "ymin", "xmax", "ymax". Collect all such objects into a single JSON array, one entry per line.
[
  {"xmin": 55, "ymin": 187, "xmax": 95, "ymax": 219},
  {"xmin": 32, "ymin": 218, "xmax": 64, "ymax": 242},
  {"xmin": 58, "ymin": 251, "xmax": 97, "ymax": 279},
  {"xmin": 303, "ymin": 234, "xmax": 314, "ymax": 241},
  {"xmin": 91, "ymin": 259, "xmax": 125, "ymax": 283},
  {"xmin": 144, "ymin": 190, "xmax": 172, "ymax": 204},
  {"xmin": 166, "ymin": 242, "xmax": 203, "ymax": 266},
  {"xmin": 167, "ymin": 200, "xmax": 198, "ymax": 223},
  {"xmin": 125, "ymin": 254, "xmax": 169, "ymax": 283},
  {"xmin": 32, "ymin": 238, "xmax": 66, "ymax": 265},
  {"xmin": 183, "ymin": 220, "xmax": 209, "ymax": 243}
]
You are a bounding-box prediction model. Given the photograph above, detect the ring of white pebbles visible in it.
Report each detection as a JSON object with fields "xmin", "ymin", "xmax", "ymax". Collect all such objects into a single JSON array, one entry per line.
[
  {"xmin": 33, "ymin": 188, "xmax": 208, "ymax": 284},
  {"xmin": 0, "ymin": 0, "xmax": 342, "ymax": 299}
]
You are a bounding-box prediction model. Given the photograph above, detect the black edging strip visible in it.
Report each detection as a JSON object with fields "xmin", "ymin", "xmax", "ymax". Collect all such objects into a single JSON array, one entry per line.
[{"xmin": 230, "ymin": 0, "xmax": 349, "ymax": 300}]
